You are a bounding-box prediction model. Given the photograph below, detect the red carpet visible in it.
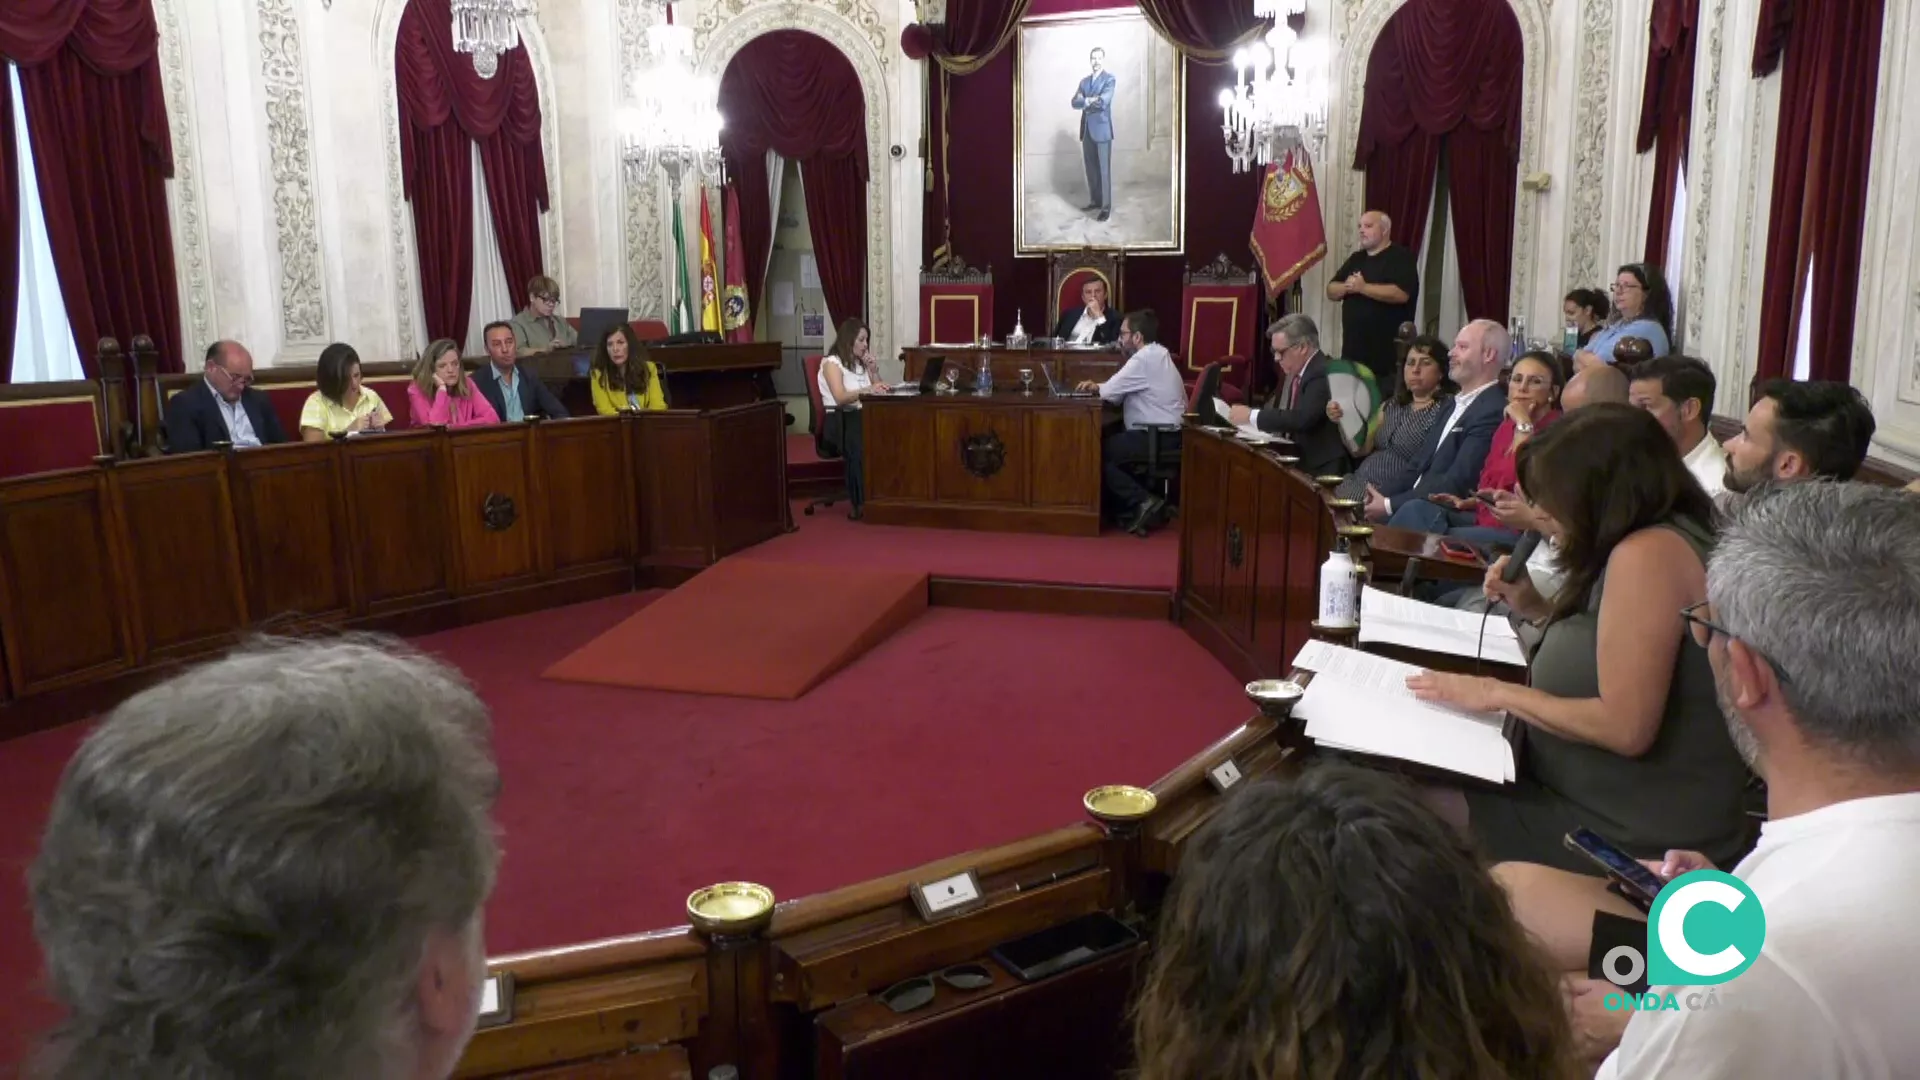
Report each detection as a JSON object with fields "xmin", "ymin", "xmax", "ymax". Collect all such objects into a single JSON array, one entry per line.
[
  {"xmin": 749, "ymin": 499, "xmax": 1180, "ymax": 590},
  {"xmin": 544, "ymin": 561, "xmax": 928, "ymax": 699},
  {"xmin": 0, "ymin": 592, "xmax": 1245, "ymax": 1068}
]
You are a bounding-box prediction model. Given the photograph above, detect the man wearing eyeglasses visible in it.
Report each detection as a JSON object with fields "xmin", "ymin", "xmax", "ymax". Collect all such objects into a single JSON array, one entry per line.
[
  {"xmin": 164, "ymin": 341, "xmax": 289, "ymax": 453},
  {"xmin": 1225, "ymin": 313, "xmax": 1349, "ymax": 479},
  {"xmin": 507, "ymin": 275, "xmax": 577, "ymax": 356}
]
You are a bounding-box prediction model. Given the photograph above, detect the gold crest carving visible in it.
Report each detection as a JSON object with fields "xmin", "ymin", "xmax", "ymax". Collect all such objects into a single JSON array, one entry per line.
[{"xmin": 1263, "ymin": 157, "xmax": 1314, "ymax": 223}]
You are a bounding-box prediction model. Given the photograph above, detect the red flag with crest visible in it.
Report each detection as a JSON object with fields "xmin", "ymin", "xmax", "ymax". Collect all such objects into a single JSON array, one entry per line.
[
  {"xmin": 721, "ymin": 184, "xmax": 752, "ymax": 343},
  {"xmin": 1249, "ymin": 144, "xmax": 1328, "ymax": 292}
]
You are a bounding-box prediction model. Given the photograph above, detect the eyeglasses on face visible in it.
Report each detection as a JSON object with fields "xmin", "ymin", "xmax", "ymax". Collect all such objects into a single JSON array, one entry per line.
[
  {"xmin": 534, "ymin": 293, "xmax": 559, "ymax": 304},
  {"xmin": 1679, "ymin": 601, "xmax": 1792, "ymax": 685}
]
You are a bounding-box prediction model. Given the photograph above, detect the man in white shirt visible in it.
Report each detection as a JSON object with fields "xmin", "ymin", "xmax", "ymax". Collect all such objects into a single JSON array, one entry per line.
[
  {"xmin": 1629, "ymin": 355, "xmax": 1728, "ymax": 497},
  {"xmin": 1500, "ymin": 482, "xmax": 1920, "ymax": 1078},
  {"xmin": 163, "ymin": 341, "xmax": 290, "ymax": 453},
  {"xmin": 1078, "ymin": 308, "xmax": 1187, "ymax": 535}
]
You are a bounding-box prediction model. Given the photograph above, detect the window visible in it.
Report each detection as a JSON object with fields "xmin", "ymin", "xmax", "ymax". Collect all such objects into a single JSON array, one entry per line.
[{"xmin": 7, "ymin": 62, "xmax": 83, "ymax": 383}]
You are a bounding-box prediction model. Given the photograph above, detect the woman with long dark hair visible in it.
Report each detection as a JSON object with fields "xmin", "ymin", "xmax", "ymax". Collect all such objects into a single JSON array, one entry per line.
[
  {"xmin": 589, "ymin": 323, "xmax": 666, "ymax": 414},
  {"xmin": 1409, "ymin": 405, "xmax": 1750, "ymax": 873},
  {"xmin": 1574, "ymin": 263, "xmax": 1674, "ymax": 369},
  {"xmin": 1134, "ymin": 765, "xmax": 1578, "ymax": 1080},
  {"xmin": 1331, "ymin": 335, "xmax": 1455, "ymax": 502},
  {"xmin": 817, "ymin": 317, "xmax": 888, "ymax": 519},
  {"xmin": 1562, "ymin": 287, "xmax": 1608, "ymax": 348}
]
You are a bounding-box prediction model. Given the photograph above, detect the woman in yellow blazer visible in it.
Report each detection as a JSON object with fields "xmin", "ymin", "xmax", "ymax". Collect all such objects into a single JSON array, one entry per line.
[{"xmin": 589, "ymin": 323, "xmax": 667, "ymax": 414}]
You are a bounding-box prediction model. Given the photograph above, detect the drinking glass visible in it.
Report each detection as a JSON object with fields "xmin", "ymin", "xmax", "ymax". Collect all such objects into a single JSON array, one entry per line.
[
  {"xmin": 1019, "ymin": 368, "xmax": 1034, "ymax": 395},
  {"xmin": 942, "ymin": 367, "xmax": 959, "ymax": 394}
]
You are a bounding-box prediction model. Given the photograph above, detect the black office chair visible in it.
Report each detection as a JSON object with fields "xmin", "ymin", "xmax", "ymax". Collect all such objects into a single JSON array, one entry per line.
[{"xmin": 1134, "ymin": 362, "xmax": 1221, "ymax": 518}]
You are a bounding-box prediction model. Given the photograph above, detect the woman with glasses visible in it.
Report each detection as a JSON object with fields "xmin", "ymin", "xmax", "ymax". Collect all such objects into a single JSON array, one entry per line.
[
  {"xmin": 299, "ymin": 343, "xmax": 392, "ymax": 441},
  {"xmin": 1573, "ymin": 264, "xmax": 1674, "ymax": 370},
  {"xmin": 1423, "ymin": 349, "xmax": 1564, "ymax": 546},
  {"xmin": 508, "ymin": 275, "xmax": 577, "ymax": 355},
  {"xmin": 1406, "ymin": 405, "xmax": 1750, "ymax": 875}
]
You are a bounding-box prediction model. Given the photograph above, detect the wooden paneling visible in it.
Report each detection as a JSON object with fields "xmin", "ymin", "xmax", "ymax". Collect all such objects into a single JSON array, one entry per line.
[
  {"xmin": 933, "ymin": 406, "xmax": 1027, "ymax": 505},
  {"xmin": 455, "ymin": 961, "xmax": 704, "ymax": 1078},
  {"xmin": 449, "ymin": 427, "xmax": 540, "ymax": 591},
  {"xmin": 340, "ymin": 431, "xmax": 452, "ymax": 611},
  {"xmin": 863, "ymin": 402, "xmax": 935, "ymax": 501},
  {"xmin": 633, "ymin": 412, "xmax": 715, "ymax": 568},
  {"xmin": 109, "ymin": 456, "xmax": 247, "ymax": 661},
  {"xmin": 540, "ymin": 417, "xmax": 634, "ymax": 574},
  {"xmin": 1178, "ymin": 432, "xmax": 1227, "ymax": 618},
  {"xmin": 1026, "ymin": 408, "xmax": 1099, "ymax": 510},
  {"xmin": 705, "ymin": 402, "xmax": 788, "ymax": 558},
  {"xmin": 0, "ymin": 472, "xmax": 130, "ymax": 693},
  {"xmin": 927, "ymin": 578, "xmax": 1171, "ymax": 619},
  {"xmin": 228, "ymin": 444, "xmax": 353, "ymax": 623}
]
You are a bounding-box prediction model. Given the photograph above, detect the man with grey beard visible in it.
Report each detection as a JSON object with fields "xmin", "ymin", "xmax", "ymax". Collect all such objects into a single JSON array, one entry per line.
[{"xmin": 1496, "ymin": 482, "xmax": 1920, "ymax": 1076}]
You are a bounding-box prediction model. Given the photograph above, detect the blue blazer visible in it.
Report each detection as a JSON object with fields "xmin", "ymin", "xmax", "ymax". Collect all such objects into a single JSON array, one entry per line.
[
  {"xmin": 474, "ymin": 363, "xmax": 570, "ymax": 421},
  {"xmin": 1074, "ymin": 72, "xmax": 1115, "ymax": 143},
  {"xmin": 1385, "ymin": 383, "xmax": 1509, "ymax": 506}
]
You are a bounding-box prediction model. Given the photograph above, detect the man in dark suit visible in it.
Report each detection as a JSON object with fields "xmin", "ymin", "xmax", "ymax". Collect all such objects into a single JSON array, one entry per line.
[
  {"xmin": 1052, "ymin": 277, "xmax": 1121, "ymax": 345},
  {"xmin": 1365, "ymin": 319, "xmax": 1510, "ymax": 526},
  {"xmin": 473, "ymin": 321, "xmax": 570, "ymax": 422},
  {"xmin": 164, "ymin": 341, "xmax": 289, "ymax": 452},
  {"xmin": 1072, "ymin": 48, "xmax": 1116, "ymax": 221},
  {"xmin": 1226, "ymin": 314, "xmax": 1348, "ymax": 478}
]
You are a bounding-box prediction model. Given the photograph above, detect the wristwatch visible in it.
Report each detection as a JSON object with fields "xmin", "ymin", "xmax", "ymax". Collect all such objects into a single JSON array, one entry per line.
[{"xmin": 1515, "ymin": 421, "xmax": 1535, "ymax": 434}]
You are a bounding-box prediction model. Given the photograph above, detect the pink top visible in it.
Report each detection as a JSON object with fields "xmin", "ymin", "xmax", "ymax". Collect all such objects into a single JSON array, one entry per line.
[
  {"xmin": 1474, "ymin": 408, "xmax": 1561, "ymax": 528},
  {"xmin": 408, "ymin": 382, "xmax": 500, "ymax": 428}
]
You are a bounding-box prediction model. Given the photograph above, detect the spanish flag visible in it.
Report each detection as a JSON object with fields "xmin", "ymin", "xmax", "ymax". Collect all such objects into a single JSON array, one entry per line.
[
  {"xmin": 698, "ymin": 187, "xmax": 721, "ymax": 333},
  {"xmin": 1249, "ymin": 144, "xmax": 1328, "ymax": 292}
]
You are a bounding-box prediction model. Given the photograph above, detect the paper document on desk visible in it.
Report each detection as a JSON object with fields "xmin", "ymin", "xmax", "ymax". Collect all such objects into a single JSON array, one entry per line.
[
  {"xmin": 1290, "ymin": 640, "xmax": 1515, "ymax": 783},
  {"xmin": 1213, "ymin": 396, "xmax": 1285, "ymax": 441},
  {"xmin": 1357, "ymin": 586, "xmax": 1527, "ymax": 667}
]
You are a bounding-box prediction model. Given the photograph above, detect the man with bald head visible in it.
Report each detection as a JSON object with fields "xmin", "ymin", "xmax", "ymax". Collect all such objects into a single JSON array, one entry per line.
[
  {"xmin": 1561, "ymin": 363, "xmax": 1628, "ymax": 412},
  {"xmin": 1327, "ymin": 210, "xmax": 1419, "ymax": 395},
  {"xmin": 1366, "ymin": 319, "xmax": 1510, "ymax": 525},
  {"xmin": 164, "ymin": 341, "xmax": 289, "ymax": 453}
]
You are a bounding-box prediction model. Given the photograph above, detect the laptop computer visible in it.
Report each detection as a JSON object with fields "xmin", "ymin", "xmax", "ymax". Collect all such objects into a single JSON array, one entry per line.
[
  {"xmin": 573, "ymin": 307, "xmax": 631, "ymax": 374},
  {"xmin": 1041, "ymin": 363, "xmax": 1098, "ymax": 398},
  {"xmin": 917, "ymin": 355, "xmax": 947, "ymax": 393}
]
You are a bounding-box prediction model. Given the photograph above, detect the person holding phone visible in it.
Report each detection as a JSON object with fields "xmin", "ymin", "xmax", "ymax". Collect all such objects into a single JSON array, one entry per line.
[
  {"xmin": 1405, "ymin": 405, "xmax": 1750, "ymax": 878},
  {"xmin": 1399, "ymin": 350, "xmax": 1563, "ymax": 546}
]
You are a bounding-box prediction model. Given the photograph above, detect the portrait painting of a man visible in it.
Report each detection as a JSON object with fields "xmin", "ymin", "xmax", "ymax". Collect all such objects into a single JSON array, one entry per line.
[{"xmin": 1017, "ymin": 11, "xmax": 1183, "ymax": 254}]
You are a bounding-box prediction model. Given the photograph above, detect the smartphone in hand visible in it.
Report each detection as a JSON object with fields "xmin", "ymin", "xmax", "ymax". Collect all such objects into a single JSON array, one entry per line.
[{"xmin": 1564, "ymin": 827, "xmax": 1666, "ymax": 907}]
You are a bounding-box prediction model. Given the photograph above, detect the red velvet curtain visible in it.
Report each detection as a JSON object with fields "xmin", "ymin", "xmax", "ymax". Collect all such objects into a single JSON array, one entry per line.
[
  {"xmin": 1751, "ymin": 0, "xmax": 1884, "ymax": 385},
  {"xmin": 396, "ymin": 0, "xmax": 546, "ymax": 348},
  {"xmin": 1136, "ymin": 0, "xmax": 1268, "ymax": 61},
  {"xmin": 0, "ymin": 73, "xmax": 17, "ymax": 383},
  {"xmin": 1355, "ymin": 0, "xmax": 1523, "ymax": 322},
  {"xmin": 1638, "ymin": 0, "xmax": 1696, "ymax": 269},
  {"xmin": 1, "ymin": 0, "xmax": 179, "ymax": 380},
  {"xmin": 718, "ymin": 31, "xmax": 868, "ymax": 325}
]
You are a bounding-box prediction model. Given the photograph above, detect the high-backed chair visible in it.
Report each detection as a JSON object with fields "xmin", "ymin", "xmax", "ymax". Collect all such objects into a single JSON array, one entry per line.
[
  {"xmin": 1179, "ymin": 254, "xmax": 1258, "ymax": 399},
  {"xmin": 799, "ymin": 353, "xmax": 846, "ymax": 517},
  {"xmin": 919, "ymin": 253, "xmax": 993, "ymax": 345},
  {"xmin": 1047, "ymin": 248, "xmax": 1124, "ymax": 337},
  {"xmin": 0, "ymin": 380, "xmax": 107, "ymax": 479},
  {"xmin": 631, "ymin": 319, "xmax": 671, "ymax": 342}
]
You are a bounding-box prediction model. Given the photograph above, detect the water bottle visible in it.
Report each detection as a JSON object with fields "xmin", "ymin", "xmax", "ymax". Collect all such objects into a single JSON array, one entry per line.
[
  {"xmin": 1562, "ymin": 321, "xmax": 1578, "ymax": 353},
  {"xmin": 1317, "ymin": 539, "xmax": 1360, "ymax": 628},
  {"xmin": 976, "ymin": 353, "xmax": 993, "ymax": 395},
  {"xmin": 1509, "ymin": 317, "xmax": 1527, "ymax": 362}
]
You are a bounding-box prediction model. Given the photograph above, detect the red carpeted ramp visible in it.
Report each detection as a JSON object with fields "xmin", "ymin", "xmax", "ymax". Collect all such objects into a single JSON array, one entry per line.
[{"xmin": 543, "ymin": 560, "xmax": 929, "ymax": 699}]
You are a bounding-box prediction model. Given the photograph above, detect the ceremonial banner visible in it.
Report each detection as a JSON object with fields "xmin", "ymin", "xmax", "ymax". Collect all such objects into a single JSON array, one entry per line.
[
  {"xmin": 1249, "ymin": 145, "xmax": 1328, "ymax": 292},
  {"xmin": 698, "ymin": 188, "xmax": 722, "ymax": 332},
  {"xmin": 670, "ymin": 199, "xmax": 694, "ymax": 334},
  {"xmin": 722, "ymin": 184, "xmax": 752, "ymax": 342}
]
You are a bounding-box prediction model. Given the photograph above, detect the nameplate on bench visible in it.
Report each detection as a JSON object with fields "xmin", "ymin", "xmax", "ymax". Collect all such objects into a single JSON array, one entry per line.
[
  {"xmin": 910, "ymin": 869, "xmax": 985, "ymax": 922},
  {"xmin": 476, "ymin": 970, "xmax": 515, "ymax": 1029},
  {"xmin": 1206, "ymin": 756, "xmax": 1245, "ymax": 794}
]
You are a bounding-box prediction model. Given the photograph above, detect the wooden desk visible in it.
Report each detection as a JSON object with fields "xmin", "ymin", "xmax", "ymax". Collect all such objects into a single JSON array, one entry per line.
[
  {"xmin": 524, "ymin": 341, "xmax": 782, "ymax": 416},
  {"xmin": 1177, "ymin": 425, "xmax": 1339, "ymax": 683},
  {"xmin": 862, "ymin": 391, "xmax": 1105, "ymax": 536},
  {"xmin": 0, "ymin": 402, "xmax": 788, "ymax": 724},
  {"xmin": 899, "ymin": 346, "xmax": 1124, "ymax": 392}
]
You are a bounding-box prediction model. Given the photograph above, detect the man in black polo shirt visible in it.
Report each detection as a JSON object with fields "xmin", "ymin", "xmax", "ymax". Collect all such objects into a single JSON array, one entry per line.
[{"xmin": 1326, "ymin": 210, "xmax": 1419, "ymax": 397}]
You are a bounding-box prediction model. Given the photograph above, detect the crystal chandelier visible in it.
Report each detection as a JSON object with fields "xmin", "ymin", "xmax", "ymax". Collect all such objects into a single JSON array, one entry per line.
[
  {"xmin": 618, "ymin": 4, "xmax": 726, "ymax": 198},
  {"xmin": 1219, "ymin": 0, "xmax": 1328, "ymax": 173},
  {"xmin": 451, "ymin": 0, "xmax": 531, "ymax": 80}
]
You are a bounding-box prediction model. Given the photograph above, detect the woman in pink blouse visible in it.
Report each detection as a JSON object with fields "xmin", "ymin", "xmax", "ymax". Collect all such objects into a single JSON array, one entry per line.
[{"xmin": 408, "ymin": 338, "xmax": 500, "ymax": 428}]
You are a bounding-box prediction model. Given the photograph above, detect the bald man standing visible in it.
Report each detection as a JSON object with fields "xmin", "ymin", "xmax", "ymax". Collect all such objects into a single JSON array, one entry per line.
[{"xmin": 1327, "ymin": 210, "xmax": 1419, "ymax": 396}]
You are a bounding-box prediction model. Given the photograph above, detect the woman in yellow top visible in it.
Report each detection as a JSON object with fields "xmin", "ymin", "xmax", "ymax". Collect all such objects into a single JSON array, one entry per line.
[
  {"xmin": 589, "ymin": 323, "xmax": 667, "ymax": 414},
  {"xmin": 299, "ymin": 343, "xmax": 392, "ymax": 440}
]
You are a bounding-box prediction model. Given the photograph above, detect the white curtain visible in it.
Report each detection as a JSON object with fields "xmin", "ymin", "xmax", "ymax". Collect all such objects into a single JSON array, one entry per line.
[
  {"xmin": 1412, "ymin": 170, "xmax": 1467, "ymax": 342},
  {"xmin": 1665, "ymin": 166, "xmax": 1689, "ymax": 348},
  {"xmin": 464, "ymin": 140, "xmax": 514, "ymax": 355},
  {"xmin": 762, "ymin": 148, "xmax": 785, "ymax": 309},
  {"xmin": 1792, "ymin": 262, "xmax": 1813, "ymax": 381},
  {"xmin": 7, "ymin": 62, "xmax": 83, "ymax": 383}
]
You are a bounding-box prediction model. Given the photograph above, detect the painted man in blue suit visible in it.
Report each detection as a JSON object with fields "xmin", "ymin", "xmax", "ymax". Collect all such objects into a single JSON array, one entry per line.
[{"xmin": 1073, "ymin": 48, "xmax": 1115, "ymax": 222}]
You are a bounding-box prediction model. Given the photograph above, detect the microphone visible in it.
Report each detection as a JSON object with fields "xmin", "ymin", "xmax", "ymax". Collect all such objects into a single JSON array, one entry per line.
[{"xmin": 1501, "ymin": 530, "xmax": 1542, "ymax": 583}]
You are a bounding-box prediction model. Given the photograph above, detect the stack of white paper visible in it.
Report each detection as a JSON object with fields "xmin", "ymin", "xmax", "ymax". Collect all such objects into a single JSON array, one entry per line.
[
  {"xmin": 1358, "ymin": 586, "xmax": 1526, "ymax": 667},
  {"xmin": 1212, "ymin": 396, "xmax": 1293, "ymax": 443},
  {"xmin": 1290, "ymin": 639, "xmax": 1516, "ymax": 784}
]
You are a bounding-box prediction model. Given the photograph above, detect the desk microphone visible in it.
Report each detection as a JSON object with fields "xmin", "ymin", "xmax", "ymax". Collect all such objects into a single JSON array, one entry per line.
[{"xmin": 1502, "ymin": 531, "xmax": 1542, "ymax": 584}]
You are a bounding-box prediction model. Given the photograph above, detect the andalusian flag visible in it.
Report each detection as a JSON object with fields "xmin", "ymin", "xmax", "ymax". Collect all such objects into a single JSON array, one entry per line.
[
  {"xmin": 670, "ymin": 197, "xmax": 694, "ymax": 334},
  {"xmin": 698, "ymin": 187, "xmax": 721, "ymax": 333},
  {"xmin": 721, "ymin": 184, "xmax": 751, "ymax": 342}
]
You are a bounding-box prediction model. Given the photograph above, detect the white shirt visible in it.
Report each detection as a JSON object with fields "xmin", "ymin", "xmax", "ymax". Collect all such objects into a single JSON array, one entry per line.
[
  {"xmin": 1683, "ymin": 432, "xmax": 1729, "ymax": 497},
  {"xmin": 1526, "ymin": 535, "xmax": 1566, "ymax": 601},
  {"xmin": 1383, "ymin": 379, "xmax": 1495, "ymax": 514},
  {"xmin": 1097, "ymin": 343, "xmax": 1187, "ymax": 430},
  {"xmin": 1598, "ymin": 792, "xmax": 1920, "ymax": 1080},
  {"xmin": 206, "ymin": 377, "xmax": 262, "ymax": 448},
  {"xmin": 1070, "ymin": 309, "xmax": 1108, "ymax": 344},
  {"xmin": 818, "ymin": 355, "xmax": 873, "ymax": 411}
]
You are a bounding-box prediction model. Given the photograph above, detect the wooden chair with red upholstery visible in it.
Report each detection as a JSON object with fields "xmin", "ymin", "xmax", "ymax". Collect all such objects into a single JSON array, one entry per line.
[
  {"xmin": 0, "ymin": 378, "xmax": 108, "ymax": 479},
  {"xmin": 919, "ymin": 252, "xmax": 994, "ymax": 345},
  {"xmin": 1047, "ymin": 248, "xmax": 1124, "ymax": 342},
  {"xmin": 630, "ymin": 319, "xmax": 671, "ymax": 342},
  {"xmin": 1179, "ymin": 254, "xmax": 1258, "ymax": 404}
]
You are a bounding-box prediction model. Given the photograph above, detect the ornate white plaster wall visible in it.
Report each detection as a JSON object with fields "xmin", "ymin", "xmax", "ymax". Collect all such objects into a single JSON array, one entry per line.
[{"xmin": 1849, "ymin": 0, "xmax": 1920, "ymax": 468}]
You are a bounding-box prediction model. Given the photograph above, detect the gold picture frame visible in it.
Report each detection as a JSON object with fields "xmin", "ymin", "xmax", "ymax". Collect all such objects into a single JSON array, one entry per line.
[{"xmin": 1014, "ymin": 9, "xmax": 1185, "ymax": 256}]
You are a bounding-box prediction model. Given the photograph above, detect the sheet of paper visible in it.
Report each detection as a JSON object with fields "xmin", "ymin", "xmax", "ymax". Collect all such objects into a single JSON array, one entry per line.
[
  {"xmin": 1213, "ymin": 395, "xmax": 1269, "ymax": 440},
  {"xmin": 800, "ymin": 254, "xmax": 820, "ymax": 290},
  {"xmin": 772, "ymin": 281, "xmax": 796, "ymax": 316},
  {"xmin": 1285, "ymin": 641, "xmax": 1514, "ymax": 783},
  {"xmin": 1358, "ymin": 586, "xmax": 1526, "ymax": 667}
]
